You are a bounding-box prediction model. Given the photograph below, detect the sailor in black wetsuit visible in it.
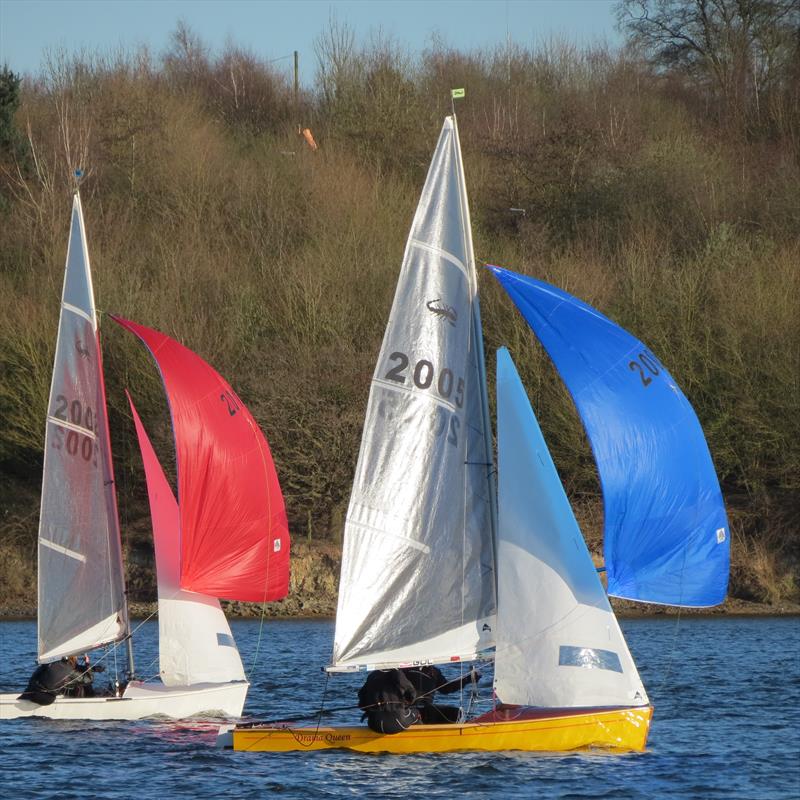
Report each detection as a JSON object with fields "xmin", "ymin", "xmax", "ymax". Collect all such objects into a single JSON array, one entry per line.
[
  {"xmin": 402, "ymin": 665, "xmax": 481, "ymax": 724},
  {"xmin": 357, "ymin": 669, "xmax": 421, "ymax": 734},
  {"xmin": 19, "ymin": 658, "xmax": 80, "ymax": 705},
  {"xmin": 19, "ymin": 655, "xmax": 105, "ymax": 705}
]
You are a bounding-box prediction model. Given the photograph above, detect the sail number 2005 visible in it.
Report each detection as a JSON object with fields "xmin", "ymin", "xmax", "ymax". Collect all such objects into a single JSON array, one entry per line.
[
  {"xmin": 52, "ymin": 394, "xmax": 97, "ymax": 464},
  {"xmin": 384, "ymin": 352, "xmax": 464, "ymax": 408}
]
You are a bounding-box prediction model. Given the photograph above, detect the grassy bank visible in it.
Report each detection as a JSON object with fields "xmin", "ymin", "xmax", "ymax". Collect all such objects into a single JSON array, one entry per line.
[{"xmin": 1, "ymin": 23, "xmax": 798, "ymax": 611}]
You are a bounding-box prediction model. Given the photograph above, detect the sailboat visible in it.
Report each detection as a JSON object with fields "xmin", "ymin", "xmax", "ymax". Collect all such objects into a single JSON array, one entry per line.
[
  {"xmin": 0, "ymin": 192, "xmax": 290, "ymax": 721},
  {"xmin": 223, "ymin": 115, "xmax": 729, "ymax": 753}
]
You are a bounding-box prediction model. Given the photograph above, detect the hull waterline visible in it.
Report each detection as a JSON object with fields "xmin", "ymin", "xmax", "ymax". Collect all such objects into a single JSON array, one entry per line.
[
  {"xmin": 0, "ymin": 680, "xmax": 248, "ymax": 721},
  {"xmin": 221, "ymin": 705, "xmax": 653, "ymax": 753}
]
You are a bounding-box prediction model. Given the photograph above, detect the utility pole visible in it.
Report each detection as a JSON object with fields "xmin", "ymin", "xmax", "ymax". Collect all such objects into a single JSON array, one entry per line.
[{"xmin": 294, "ymin": 50, "xmax": 300, "ymax": 133}]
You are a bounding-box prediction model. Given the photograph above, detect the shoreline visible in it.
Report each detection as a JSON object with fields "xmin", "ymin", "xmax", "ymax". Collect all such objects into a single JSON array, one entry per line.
[{"xmin": 2, "ymin": 597, "xmax": 798, "ymax": 622}]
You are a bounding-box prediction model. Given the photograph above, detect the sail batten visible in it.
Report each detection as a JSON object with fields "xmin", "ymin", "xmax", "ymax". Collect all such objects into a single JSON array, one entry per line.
[
  {"xmin": 490, "ymin": 266, "xmax": 730, "ymax": 607},
  {"xmin": 330, "ymin": 116, "xmax": 496, "ymax": 670},
  {"xmin": 37, "ymin": 193, "xmax": 129, "ymax": 663}
]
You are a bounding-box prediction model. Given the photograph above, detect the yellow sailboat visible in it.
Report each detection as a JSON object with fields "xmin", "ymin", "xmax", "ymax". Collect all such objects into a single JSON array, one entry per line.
[
  {"xmin": 221, "ymin": 111, "xmax": 727, "ymax": 754},
  {"xmin": 226, "ymin": 706, "xmax": 653, "ymax": 754}
]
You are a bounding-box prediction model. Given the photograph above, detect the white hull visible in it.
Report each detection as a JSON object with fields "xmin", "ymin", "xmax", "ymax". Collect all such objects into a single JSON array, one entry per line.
[{"xmin": 0, "ymin": 679, "xmax": 248, "ymax": 721}]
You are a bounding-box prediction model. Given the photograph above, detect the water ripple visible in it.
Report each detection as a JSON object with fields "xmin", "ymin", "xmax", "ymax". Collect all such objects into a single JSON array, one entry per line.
[{"xmin": 1, "ymin": 617, "xmax": 798, "ymax": 799}]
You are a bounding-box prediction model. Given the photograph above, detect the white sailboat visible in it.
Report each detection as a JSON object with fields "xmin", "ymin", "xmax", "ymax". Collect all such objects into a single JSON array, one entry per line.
[
  {"xmin": 1, "ymin": 193, "xmax": 290, "ymax": 721},
  {"xmin": 225, "ymin": 113, "xmax": 727, "ymax": 753}
]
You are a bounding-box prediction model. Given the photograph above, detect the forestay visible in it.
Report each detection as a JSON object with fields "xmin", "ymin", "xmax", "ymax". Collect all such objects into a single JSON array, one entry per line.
[
  {"xmin": 128, "ymin": 396, "xmax": 245, "ymax": 685},
  {"xmin": 490, "ymin": 267, "xmax": 729, "ymax": 607},
  {"xmin": 37, "ymin": 194, "xmax": 128, "ymax": 662},
  {"xmin": 494, "ymin": 348, "xmax": 648, "ymax": 708},
  {"xmin": 111, "ymin": 316, "xmax": 289, "ymax": 603},
  {"xmin": 330, "ymin": 116, "xmax": 496, "ymax": 670}
]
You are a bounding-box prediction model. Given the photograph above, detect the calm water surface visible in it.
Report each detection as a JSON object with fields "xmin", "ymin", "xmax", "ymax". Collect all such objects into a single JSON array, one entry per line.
[{"xmin": 1, "ymin": 616, "xmax": 798, "ymax": 799}]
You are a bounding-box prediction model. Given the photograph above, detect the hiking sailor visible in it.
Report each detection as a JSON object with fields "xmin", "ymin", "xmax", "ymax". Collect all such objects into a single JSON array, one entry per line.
[
  {"xmin": 19, "ymin": 655, "xmax": 105, "ymax": 705},
  {"xmin": 402, "ymin": 665, "xmax": 481, "ymax": 724},
  {"xmin": 357, "ymin": 669, "xmax": 421, "ymax": 734}
]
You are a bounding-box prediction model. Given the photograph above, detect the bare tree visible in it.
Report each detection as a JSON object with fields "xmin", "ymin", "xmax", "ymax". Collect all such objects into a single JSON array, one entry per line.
[{"xmin": 616, "ymin": 0, "xmax": 800, "ymax": 123}]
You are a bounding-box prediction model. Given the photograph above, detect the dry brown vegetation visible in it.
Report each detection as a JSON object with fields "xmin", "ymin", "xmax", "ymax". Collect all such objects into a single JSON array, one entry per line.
[{"xmin": 1, "ymin": 12, "xmax": 798, "ymax": 612}]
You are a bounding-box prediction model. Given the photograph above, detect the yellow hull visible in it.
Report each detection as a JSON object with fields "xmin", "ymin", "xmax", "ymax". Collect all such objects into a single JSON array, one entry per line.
[{"xmin": 229, "ymin": 705, "xmax": 653, "ymax": 754}]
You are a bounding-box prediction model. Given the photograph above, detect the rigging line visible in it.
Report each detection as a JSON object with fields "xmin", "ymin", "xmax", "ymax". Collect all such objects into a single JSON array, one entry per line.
[
  {"xmin": 283, "ymin": 671, "xmax": 332, "ymax": 748},
  {"xmin": 656, "ymin": 607, "xmax": 683, "ymax": 697},
  {"xmin": 239, "ymin": 675, "xmax": 492, "ymax": 730},
  {"xmin": 247, "ymin": 601, "xmax": 270, "ymax": 682},
  {"xmin": 95, "ymin": 602, "xmax": 161, "ymax": 669},
  {"xmin": 655, "ymin": 541, "xmax": 689, "ymax": 695},
  {"xmin": 245, "ymin": 412, "xmax": 275, "ymax": 683},
  {"xmin": 96, "ymin": 311, "xmax": 127, "ymax": 675},
  {"xmin": 237, "ymin": 702, "xmax": 361, "ymax": 728},
  {"xmin": 459, "ymin": 378, "xmax": 468, "ymax": 715},
  {"xmin": 111, "ymin": 636, "xmax": 118, "ymax": 685}
]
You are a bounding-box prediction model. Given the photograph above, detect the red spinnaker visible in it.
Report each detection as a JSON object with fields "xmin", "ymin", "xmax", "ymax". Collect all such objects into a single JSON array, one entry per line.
[{"xmin": 112, "ymin": 316, "xmax": 290, "ymax": 602}]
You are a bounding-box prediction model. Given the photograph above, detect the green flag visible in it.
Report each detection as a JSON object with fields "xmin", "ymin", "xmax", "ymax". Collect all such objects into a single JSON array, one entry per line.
[{"xmin": 451, "ymin": 88, "xmax": 465, "ymax": 99}]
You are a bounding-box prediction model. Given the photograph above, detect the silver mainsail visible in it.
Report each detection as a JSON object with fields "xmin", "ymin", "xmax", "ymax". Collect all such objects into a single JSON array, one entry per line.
[
  {"xmin": 37, "ymin": 193, "xmax": 129, "ymax": 662},
  {"xmin": 330, "ymin": 117, "xmax": 496, "ymax": 670}
]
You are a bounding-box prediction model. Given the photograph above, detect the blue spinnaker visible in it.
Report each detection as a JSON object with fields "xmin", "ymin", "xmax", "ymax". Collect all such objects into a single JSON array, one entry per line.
[{"xmin": 489, "ymin": 265, "xmax": 729, "ymax": 607}]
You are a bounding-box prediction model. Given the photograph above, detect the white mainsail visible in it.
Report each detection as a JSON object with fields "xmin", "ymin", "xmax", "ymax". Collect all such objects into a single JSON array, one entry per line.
[
  {"xmin": 330, "ymin": 117, "xmax": 496, "ymax": 670},
  {"xmin": 37, "ymin": 193, "xmax": 129, "ymax": 662},
  {"xmin": 493, "ymin": 348, "xmax": 648, "ymax": 708},
  {"xmin": 128, "ymin": 397, "xmax": 246, "ymax": 686}
]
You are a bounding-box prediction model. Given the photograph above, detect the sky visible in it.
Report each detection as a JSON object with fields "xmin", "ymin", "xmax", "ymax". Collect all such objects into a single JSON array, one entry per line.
[{"xmin": 0, "ymin": 0, "xmax": 621, "ymax": 85}]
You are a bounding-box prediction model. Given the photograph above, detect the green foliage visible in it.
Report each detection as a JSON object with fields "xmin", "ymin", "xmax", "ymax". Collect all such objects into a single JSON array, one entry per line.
[
  {"xmin": 0, "ymin": 65, "xmax": 31, "ymax": 206},
  {"xmin": 0, "ymin": 65, "xmax": 22, "ymax": 152},
  {"xmin": 1, "ymin": 24, "xmax": 798, "ymax": 603}
]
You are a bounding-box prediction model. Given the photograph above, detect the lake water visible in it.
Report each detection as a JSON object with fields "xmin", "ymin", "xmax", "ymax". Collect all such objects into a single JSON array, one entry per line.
[{"xmin": 1, "ymin": 616, "xmax": 798, "ymax": 799}]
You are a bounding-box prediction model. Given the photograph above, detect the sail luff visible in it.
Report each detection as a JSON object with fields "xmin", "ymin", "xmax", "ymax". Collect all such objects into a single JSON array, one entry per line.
[
  {"xmin": 37, "ymin": 192, "xmax": 128, "ymax": 662},
  {"xmin": 451, "ymin": 114, "xmax": 499, "ymax": 579},
  {"xmin": 81, "ymin": 205, "xmax": 132, "ymax": 656},
  {"xmin": 95, "ymin": 325, "xmax": 134, "ymax": 669}
]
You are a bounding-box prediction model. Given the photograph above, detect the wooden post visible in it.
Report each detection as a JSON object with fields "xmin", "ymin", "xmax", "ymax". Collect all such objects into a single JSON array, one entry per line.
[{"xmin": 294, "ymin": 50, "xmax": 299, "ymax": 133}]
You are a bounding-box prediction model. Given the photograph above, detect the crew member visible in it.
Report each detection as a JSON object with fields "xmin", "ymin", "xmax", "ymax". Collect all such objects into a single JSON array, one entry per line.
[
  {"xmin": 357, "ymin": 669, "xmax": 420, "ymax": 734},
  {"xmin": 402, "ymin": 665, "xmax": 481, "ymax": 724},
  {"xmin": 19, "ymin": 655, "xmax": 105, "ymax": 705}
]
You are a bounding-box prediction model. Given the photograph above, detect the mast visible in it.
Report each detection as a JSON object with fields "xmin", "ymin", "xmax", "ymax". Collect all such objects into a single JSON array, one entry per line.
[
  {"xmin": 451, "ymin": 113, "xmax": 499, "ymax": 578},
  {"xmin": 87, "ymin": 188, "xmax": 135, "ymax": 678}
]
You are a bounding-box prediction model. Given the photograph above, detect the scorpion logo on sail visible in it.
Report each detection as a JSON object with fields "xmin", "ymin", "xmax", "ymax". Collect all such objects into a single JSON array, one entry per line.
[
  {"xmin": 426, "ymin": 299, "xmax": 457, "ymax": 327},
  {"xmin": 75, "ymin": 339, "xmax": 91, "ymax": 359}
]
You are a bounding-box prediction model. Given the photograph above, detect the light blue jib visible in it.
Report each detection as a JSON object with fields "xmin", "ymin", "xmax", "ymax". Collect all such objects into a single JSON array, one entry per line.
[{"xmin": 489, "ymin": 265, "xmax": 729, "ymax": 607}]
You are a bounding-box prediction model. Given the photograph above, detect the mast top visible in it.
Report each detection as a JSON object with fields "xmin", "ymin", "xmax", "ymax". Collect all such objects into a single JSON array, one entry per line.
[{"xmin": 450, "ymin": 87, "xmax": 465, "ymax": 117}]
